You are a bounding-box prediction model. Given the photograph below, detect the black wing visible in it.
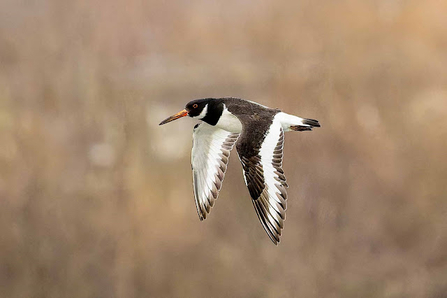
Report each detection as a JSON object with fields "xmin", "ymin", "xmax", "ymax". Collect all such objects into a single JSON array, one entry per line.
[{"xmin": 236, "ymin": 119, "xmax": 288, "ymax": 244}]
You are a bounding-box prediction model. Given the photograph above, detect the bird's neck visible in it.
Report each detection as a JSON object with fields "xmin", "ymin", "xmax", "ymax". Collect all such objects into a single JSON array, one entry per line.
[{"xmin": 213, "ymin": 106, "xmax": 243, "ymax": 133}]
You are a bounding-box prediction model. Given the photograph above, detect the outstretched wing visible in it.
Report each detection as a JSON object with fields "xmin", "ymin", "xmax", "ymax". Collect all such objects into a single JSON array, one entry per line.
[
  {"xmin": 236, "ymin": 119, "xmax": 288, "ymax": 244},
  {"xmin": 192, "ymin": 123, "xmax": 239, "ymax": 220}
]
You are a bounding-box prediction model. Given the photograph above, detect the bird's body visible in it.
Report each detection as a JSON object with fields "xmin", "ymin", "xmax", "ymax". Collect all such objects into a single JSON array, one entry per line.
[{"xmin": 159, "ymin": 97, "xmax": 320, "ymax": 244}]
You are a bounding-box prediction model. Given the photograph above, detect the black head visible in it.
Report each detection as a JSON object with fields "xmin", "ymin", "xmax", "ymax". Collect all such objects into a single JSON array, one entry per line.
[
  {"xmin": 159, "ymin": 98, "xmax": 224, "ymax": 126},
  {"xmin": 185, "ymin": 98, "xmax": 212, "ymax": 118}
]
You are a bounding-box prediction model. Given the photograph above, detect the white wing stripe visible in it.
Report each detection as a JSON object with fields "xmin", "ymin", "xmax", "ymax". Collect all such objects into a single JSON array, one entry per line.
[{"xmin": 259, "ymin": 115, "xmax": 285, "ymax": 220}]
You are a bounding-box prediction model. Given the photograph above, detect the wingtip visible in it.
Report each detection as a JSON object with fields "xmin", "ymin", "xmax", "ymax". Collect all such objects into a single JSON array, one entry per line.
[
  {"xmin": 197, "ymin": 208, "xmax": 207, "ymax": 221},
  {"xmin": 267, "ymin": 232, "xmax": 280, "ymax": 245}
]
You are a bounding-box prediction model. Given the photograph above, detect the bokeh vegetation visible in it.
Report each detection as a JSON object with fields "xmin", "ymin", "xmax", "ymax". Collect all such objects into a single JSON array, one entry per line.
[{"xmin": 1, "ymin": 0, "xmax": 447, "ymax": 297}]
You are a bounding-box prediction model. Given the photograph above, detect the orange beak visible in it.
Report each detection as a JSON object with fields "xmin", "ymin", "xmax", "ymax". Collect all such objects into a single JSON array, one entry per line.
[{"xmin": 159, "ymin": 109, "xmax": 188, "ymax": 125}]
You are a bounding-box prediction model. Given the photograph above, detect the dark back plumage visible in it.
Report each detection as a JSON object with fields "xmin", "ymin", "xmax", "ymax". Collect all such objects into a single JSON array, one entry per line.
[{"xmin": 160, "ymin": 97, "xmax": 320, "ymax": 244}]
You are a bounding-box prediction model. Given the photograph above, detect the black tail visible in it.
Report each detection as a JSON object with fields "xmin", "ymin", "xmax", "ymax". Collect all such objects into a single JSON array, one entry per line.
[
  {"xmin": 303, "ymin": 118, "xmax": 320, "ymax": 127},
  {"xmin": 290, "ymin": 118, "xmax": 320, "ymax": 131}
]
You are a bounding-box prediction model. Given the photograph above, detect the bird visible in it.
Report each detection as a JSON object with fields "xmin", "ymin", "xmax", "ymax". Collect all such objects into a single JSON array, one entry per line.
[{"xmin": 159, "ymin": 97, "xmax": 320, "ymax": 244}]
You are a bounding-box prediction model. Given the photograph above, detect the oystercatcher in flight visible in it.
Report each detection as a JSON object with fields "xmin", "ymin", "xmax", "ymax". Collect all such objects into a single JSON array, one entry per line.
[{"xmin": 159, "ymin": 97, "xmax": 320, "ymax": 244}]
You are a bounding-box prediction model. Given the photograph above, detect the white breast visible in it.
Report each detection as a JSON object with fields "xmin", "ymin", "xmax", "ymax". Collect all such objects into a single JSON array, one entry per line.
[{"xmin": 215, "ymin": 104, "xmax": 243, "ymax": 133}]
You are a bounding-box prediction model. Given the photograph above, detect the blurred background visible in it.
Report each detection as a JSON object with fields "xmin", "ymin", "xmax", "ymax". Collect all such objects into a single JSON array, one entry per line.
[{"xmin": 1, "ymin": 0, "xmax": 447, "ymax": 297}]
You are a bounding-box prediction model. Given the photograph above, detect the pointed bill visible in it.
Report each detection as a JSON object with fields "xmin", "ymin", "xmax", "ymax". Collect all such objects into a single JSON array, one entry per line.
[{"xmin": 159, "ymin": 109, "xmax": 188, "ymax": 125}]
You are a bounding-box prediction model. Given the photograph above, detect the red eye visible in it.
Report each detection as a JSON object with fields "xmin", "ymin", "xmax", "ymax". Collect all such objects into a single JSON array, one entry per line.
[{"xmin": 193, "ymin": 104, "xmax": 198, "ymax": 109}]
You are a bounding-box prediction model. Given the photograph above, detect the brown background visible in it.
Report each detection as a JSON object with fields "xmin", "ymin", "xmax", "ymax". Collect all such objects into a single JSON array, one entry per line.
[{"xmin": 1, "ymin": 0, "xmax": 447, "ymax": 297}]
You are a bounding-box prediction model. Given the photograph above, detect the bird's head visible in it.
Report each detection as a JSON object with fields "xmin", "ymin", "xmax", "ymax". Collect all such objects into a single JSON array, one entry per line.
[{"xmin": 159, "ymin": 98, "xmax": 215, "ymax": 125}]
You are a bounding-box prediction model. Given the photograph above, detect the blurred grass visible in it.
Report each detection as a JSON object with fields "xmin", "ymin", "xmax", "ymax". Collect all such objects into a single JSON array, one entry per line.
[{"xmin": 1, "ymin": 0, "xmax": 447, "ymax": 297}]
